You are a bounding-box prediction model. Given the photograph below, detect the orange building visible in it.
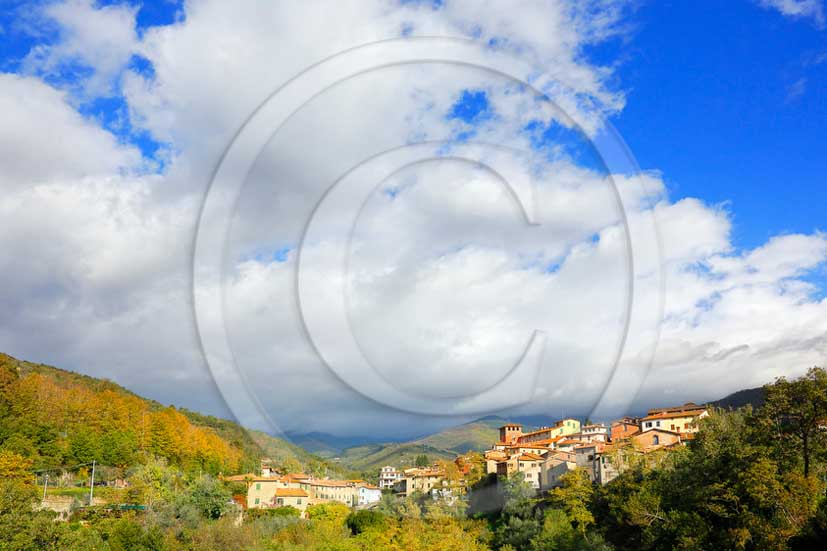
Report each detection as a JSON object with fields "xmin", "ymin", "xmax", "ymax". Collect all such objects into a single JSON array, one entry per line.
[{"xmin": 610, "ymin": 418, "xmax": 641, "ymax": 441}]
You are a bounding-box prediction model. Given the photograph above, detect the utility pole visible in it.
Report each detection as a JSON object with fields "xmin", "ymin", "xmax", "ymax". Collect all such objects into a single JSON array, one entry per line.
[
  {"xmin": 42, "ymin": 473, "xmax": 49, "ymax": 501},
  {"xmin": 89, "ymin": 460, "xmax": 96, "ymax": 506}
]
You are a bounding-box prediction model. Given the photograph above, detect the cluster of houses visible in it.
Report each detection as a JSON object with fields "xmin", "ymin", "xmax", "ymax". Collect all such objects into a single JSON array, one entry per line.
[
  {"xmin": 233, "ymin": 402, "xmax": 709, "ymax": 513},
  {"xmin": 225, "ymin": 463, "xmax": 382, "ymax": 514},
  {"xmin": 485, "ymin": 402, "xmax": 709, "ymax": 490},
  {"xmin": 378, "ymin": 465, "xmax": 450, "ymax": 497}
]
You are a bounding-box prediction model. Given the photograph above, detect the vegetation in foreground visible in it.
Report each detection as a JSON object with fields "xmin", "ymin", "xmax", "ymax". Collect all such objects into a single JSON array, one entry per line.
[{"xmin": 2, "ymin": 356, "xmax": 827, "ymax": 549}]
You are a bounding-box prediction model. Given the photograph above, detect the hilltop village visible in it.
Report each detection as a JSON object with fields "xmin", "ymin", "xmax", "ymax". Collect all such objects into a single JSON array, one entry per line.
[{"xmin": 239, "ymin": 402, "xmax": 710, "ymax": 514}]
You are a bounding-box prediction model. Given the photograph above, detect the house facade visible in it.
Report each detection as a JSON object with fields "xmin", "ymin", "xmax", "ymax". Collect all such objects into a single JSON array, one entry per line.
[
  {"xmin": 640, "ymin": 403, "xmax": 708, "ymax": 435},
  {"xmin": 378, "ymin": 466, "xmax": 403, "ymax": 490},
  {"xmin": 539, "ymin": 451, "xmax": 577, "ymax": 491},
  {"xmin": 395, "ymin": 468, "xmax": 445, "ymax": 497},
  {"xmin": 272, "ymin": 488, "xmax": 308, "ymax": 512},
  {"xmin": 356, "ymin": 484, "xmax": 382, "ymax": 506}
]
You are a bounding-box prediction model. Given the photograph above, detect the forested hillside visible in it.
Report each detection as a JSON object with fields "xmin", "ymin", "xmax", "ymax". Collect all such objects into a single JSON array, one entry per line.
[{"xmin": 0, "ymin": 353, "xmax": 343, "ymax": 477}]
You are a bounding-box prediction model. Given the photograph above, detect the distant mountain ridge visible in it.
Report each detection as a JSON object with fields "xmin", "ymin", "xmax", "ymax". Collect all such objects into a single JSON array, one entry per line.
[
  {"xmin": 289, "ymin": 389, "xmax": 770, "ymax": 472},
  {"xmin": 304, "ymin": 415, "xmax": 570, "ymax": 472},
  {"xmin": 710, "ymin": 386, "xmax": 766, "ymax": 410}
]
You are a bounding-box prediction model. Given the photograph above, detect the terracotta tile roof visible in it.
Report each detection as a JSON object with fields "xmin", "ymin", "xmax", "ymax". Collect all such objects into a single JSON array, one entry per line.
[
  {"xmin": 517, "ymin": 453, "xmax": 545, "ymax": 461},
  {"xmin": 275, "ymin": 488, "xmax": 309, "ymax": 498},
  {"xmin": 221, "ymin": 473, "xmax": 258, "ymax": 482},
  {"xmin": 641, "ymin": 410, "xmax": 706, "ymax": 422},
  {"xmin": 637, "ymin": 427, "xmax": 683, "ymax": 436},
  {"xmin": 557, "ymin": 439, "xmax": 587, "ymax": 446},
  {"xmin": 305, "ymin": 480, "xmax": 353, "ymax": 488},
  {"xmin": 646, "ymin": 403, "xmax": 705, "ymax": 415},
  {"xmin": 515, "ymin": 435, "xmax": 565, "ymax": 446}
]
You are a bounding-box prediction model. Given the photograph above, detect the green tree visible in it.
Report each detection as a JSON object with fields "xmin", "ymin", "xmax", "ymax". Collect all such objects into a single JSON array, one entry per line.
[
  {"xmin": 346, "ymin": 510, "xmax": 386, "ymax": 534},
  {"xmin": 415, "ymin": 454, "xmax": 430, "ymax": 467},
  {"xmin": 186, "ymin": 475, "xmax": 231, "ymax": 520},
  {"xmin": 550, "ymin": 469, "xmax": 595, "ymax": 534},
  {"xmin": 762, "ymin": 367, "xmax": 827, "ymax": 477},
  {"xmin": 67, "ymin": 427, "xmax": 101, "ymax": 465},
  {"xmin": 531, "ymin": 509, "xmax": 614, "ymax": 551}
]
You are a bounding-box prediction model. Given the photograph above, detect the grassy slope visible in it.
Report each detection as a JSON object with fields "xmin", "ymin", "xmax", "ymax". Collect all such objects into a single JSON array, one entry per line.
[
  {"xmin": 335, "ymin": 418, "xmax": 504, "ymax": 472},
  {"xmin": 411, "ymin": 418, "xmax": 502, "ymax": 453}
]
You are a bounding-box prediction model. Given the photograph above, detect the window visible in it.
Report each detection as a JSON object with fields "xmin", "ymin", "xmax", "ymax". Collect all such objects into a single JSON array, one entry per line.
[
  {"xmin": 297, "ymin": 499, "xmax": 302, "ymax": 505},
  {"xmin": 255, "ymin": 483, "xmax": 261, "ymax": 490},
  {"xmin": 653, "ymin": 435, "xmax": 660, "ymax": 445},
  {"xmin": 656, "ymin": 421, "xmax": 661, "ymax": 427},
  {"xmin": 277, "ymin": 498, "xmax": 283, "ymax": 505},
  {"xmin": 254, "ymin": 498, "xmax": 260, "ymax": 505}
]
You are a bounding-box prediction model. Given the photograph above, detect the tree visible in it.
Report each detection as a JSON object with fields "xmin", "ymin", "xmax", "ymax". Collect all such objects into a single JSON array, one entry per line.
[
  {"xmin": 595, "ymin": 409, "xmax": 824, "ymax": 551},
  {"xmin": 550, "ymin": 469, "xmax": 596, "ymax": 534},
  {"xmin": 0, "ymin": 450, "xmax": 32, "ymax": 482},
  {"xmin": 531, "ymin": 509, "xmax": 614, "ymax": 551},
  {"xmin": 346, "ymin": 510, "xmax": 386, "ymax": 534},
  {"xmin": 415, "ymin": 454, "xmax": 430, "ymax": 467},
  {"xmin": 306, "ymin": 501, "xmax": 351, "ymax": 523},
  {"xmin": 67, "ymin": 426, "xmax": 102, "ymax": 465},
  {"xmin": 187, "ymin": 474, "xmax": 231, "ymax": 520},
  {"xmin": 762, "ymin": 367, "xmax": 827, "ymax": 478}
]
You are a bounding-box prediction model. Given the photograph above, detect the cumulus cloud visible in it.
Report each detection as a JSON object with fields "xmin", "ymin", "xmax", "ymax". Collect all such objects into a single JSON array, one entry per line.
[{"xmin": 0, "ymin": 0, "xmax": 825, "ymax": 438}]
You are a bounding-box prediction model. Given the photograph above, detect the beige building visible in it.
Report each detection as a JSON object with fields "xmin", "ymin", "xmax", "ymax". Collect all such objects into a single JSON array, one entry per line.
[
  {"xmin": 272, "ymin": 488, "xmax": 309, "ymax": 512},
  {"xmin": 640, "ymin": 403, "xmax": 708, "ymax": 435},
  {"xmin": 496, "ymin": 453, "xmax": 544, "ymax": 489},
  {"xmin": 516, "ymin": 419, "xmax": 581, "ymax": 444},
  {"xmin": 631, "ymin": 428, "xmax": 682, "ymax": 452},
  {"xmin": 245, "ymin": 476, "xmax": 300, "ymax": 509},
  {"xmin": 299, "ymin": 479, "xmax": 358, "ymax": 506},
  {"xmin": 485, "ymin": 450, "xmax": 508, "ymax": 475},
  {"xmin": 539, "ymin": 451, "xmax": 577, "ymax": 491},
  {"xmin": 395, "ymin": 468, "xmax": 445, "ymax": 497}
]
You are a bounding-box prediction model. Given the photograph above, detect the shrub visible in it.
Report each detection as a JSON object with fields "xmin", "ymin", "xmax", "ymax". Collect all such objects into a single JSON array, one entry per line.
[{"xmin": 346, "ymin": 510, "xmax": 386, "ymax": 534}]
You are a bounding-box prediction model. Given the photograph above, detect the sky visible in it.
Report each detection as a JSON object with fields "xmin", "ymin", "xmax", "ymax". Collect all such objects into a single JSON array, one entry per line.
[{"xmin": 0, "ymin": 0, "xmax": 825, "ymax": 440}]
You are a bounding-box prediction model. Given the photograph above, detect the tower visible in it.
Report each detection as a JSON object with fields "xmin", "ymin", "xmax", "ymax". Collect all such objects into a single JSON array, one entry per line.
[{"xmin": 499, "ymin": 423, "xmax": 523, "ymax": 445}]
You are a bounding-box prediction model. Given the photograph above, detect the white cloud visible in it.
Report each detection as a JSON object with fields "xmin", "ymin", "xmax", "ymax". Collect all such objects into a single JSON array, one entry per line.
[
  {"xmin": 0, "ymin": 74, "xmax": 142, "ymax": 190},
  {"xmin": 759, "ymin": 0, "xmax": 825, "ymax": 27}
]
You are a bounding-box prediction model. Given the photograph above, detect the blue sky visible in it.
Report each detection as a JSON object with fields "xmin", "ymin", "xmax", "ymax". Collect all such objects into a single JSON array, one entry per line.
[{"xmin": 607, "ymin": 1, "xmax": 826, "ymax": 250}]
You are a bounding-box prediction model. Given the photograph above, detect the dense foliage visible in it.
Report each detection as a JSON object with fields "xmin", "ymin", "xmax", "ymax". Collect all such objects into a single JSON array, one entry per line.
[
  {"xmin": 0, "ymin": 353, "xmax": 345, "ymax": 478},
  {"xmin": 2, "ymin": 354, "xmax": 827, "ymax": 550}
]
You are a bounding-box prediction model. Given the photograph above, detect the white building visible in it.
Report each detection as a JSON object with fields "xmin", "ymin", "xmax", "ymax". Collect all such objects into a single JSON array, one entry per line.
[
  {"xmin": 578, "ymin": 424, "xmax": 609, "ymax": 442},
  {"xmin": 357, "ymin": 484, "xmax": 382, "ymax": 506},
  {"xmin": 378, "ymin": 466, "xmax": 403, "ymax": 490}
]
